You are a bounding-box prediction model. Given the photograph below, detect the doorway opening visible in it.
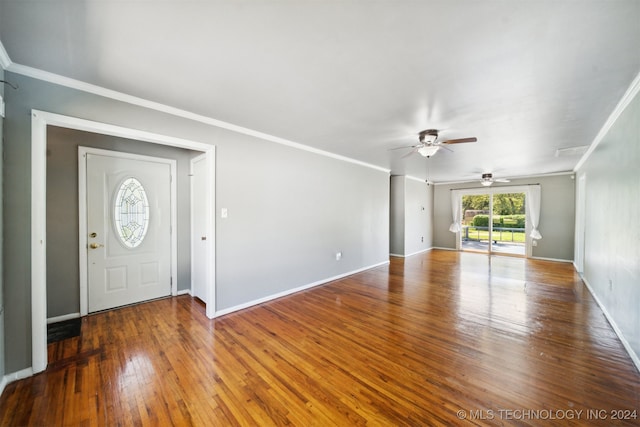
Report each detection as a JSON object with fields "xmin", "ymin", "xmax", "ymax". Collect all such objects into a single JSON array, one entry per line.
[
  {"xmin": 31, "ymin": 110, "xmax": 216, "ymax": 374},
  {"xmin": 461, "ymin": 192, "xmax": 526, "ymax": 256}
]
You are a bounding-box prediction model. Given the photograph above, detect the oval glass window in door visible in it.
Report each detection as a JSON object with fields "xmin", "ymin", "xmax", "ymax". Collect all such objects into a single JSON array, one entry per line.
[{"xmin": 114, "ymin": 177, "xmax": 150, "ymax": 248}]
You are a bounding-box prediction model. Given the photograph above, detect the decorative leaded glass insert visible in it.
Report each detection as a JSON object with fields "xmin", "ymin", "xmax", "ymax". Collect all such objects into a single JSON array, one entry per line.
[{"xmin": 114, "ymin": 177, "xmax": 150, "ymax": 248}]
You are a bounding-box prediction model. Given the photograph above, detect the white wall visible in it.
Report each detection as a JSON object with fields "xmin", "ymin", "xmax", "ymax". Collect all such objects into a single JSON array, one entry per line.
[{"xmin": 576, "ymin": 85, "xmax": 640, "ymax": 366}]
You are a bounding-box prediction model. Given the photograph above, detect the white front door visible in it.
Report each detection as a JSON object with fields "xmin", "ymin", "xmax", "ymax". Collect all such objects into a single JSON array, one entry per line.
[{"xmin": 84, "ymin": 149, "xmax": 173, "ymax": 312}]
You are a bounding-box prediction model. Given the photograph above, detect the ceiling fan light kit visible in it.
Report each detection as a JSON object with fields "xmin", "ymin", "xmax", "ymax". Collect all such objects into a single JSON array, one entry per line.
[
  {"xmin": 480, "ymin": 173, "xmax": 510, "ymax": 186},
  {"xmin": 418, "ymin": 145, "xmax": 440, "ymax": 157},
  {"xmin": 481, "ymin": 173, "xmax": 494, "ymax": 186}
]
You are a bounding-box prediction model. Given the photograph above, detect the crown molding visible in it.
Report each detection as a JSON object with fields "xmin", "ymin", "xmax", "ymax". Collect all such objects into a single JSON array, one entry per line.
[
  {"xmin": 574, "ymin": 70, "xmax": 640, "ymax": 172},
  {"xmin": 0, "ymin": 40, "xmax": 11, "ymax": 69},
  {"xmin": 6, "ymin": 62, "xmax": 390, "ymax": 174}
]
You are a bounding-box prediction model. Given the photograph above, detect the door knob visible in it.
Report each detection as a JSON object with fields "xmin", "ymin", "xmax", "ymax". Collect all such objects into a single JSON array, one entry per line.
[{"xmin": 89, "ymin": 243, "xmax": 104, "ymax": 249}]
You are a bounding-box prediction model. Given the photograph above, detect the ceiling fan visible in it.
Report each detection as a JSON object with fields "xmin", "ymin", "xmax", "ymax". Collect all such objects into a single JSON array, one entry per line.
[
  {"xmin": 480, "ymin": 173, "xmax": 510, "ymax": 187},
  {"xmin": 391, "ymin": 129, "xmax": 477, "ymax": 158}
]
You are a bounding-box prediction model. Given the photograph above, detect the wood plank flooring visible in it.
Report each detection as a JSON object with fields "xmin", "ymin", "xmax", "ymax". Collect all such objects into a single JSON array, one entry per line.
[{"xmin": 1, "ymin": 250, "xmax": 639, "ymax": 426}]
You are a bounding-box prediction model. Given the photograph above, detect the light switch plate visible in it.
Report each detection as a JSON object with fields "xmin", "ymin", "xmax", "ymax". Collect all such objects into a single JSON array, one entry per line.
[{"xmin": 221, "ymin": 208, "xmax": 228, "ymax": 218}]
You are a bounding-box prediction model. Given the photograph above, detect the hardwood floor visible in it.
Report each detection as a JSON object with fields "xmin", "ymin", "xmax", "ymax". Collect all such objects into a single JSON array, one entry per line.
[{"xmin": 1, "ymin": 250, "xmax": 639, "ymax": 426}]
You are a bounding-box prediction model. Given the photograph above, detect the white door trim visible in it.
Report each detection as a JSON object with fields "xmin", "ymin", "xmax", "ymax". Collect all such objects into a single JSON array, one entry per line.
[
  {"xmin": 78, "ymin": 147, "xmax": 177, "ymax": 315},
  {"xmin": 31, "ymin": 110, "xmax": 216, "ymax": 374},
  {"xmin": 574, "ymin": 174, "xmax": 586, "ymax": 273}
]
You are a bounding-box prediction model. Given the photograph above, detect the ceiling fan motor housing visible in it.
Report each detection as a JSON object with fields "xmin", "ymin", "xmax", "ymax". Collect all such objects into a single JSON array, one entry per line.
[{"xmin": 419, "ymin": 129, "xmax": 439, "ymax": 143}]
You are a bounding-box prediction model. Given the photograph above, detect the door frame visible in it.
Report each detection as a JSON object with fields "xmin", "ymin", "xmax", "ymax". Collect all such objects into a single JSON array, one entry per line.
[
  {"xmin": 455, "ymin": 186, "xmax": 532, "ymax": 257},
  {"xmin": 574, "ymin": 174, "xmax": 586, "ymax": 273},
  {"xmin": 31, "ymin": 110, "xmax": 216, "ymax": 374},
  {"xmin": 78, "ymin": 147, "xmax": 178, "ymax": 315}
]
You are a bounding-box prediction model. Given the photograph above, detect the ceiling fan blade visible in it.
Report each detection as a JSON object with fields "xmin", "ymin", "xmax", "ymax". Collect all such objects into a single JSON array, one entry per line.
[
  {"xmin": 401, "ymin": 147, "xmax": 419, "ymax": 159},
  {"xmin": 441, "ymin": 137, "xmax": 477, "ymax": 144},
  {"xmin": 388, "ymin": 144, "xmax": 420, "ymax": 151},
  {"xmin": 494, "ymin": 178, "xmax": 510, "ymax": 182}
]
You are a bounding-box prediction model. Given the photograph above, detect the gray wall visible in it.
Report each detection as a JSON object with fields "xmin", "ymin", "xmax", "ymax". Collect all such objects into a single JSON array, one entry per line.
[
  {"xmin": 577, "ymin": 89, "xmax": 640, "ymax": 361},
  {"xmin": 46, "ymin": 126, "xmax": 197, "ymax": 318},
  {"xmin": 389, "ymin": 176, "xmax": 433, "ymax": 256},
  {"xmin": 3, "ymin": 72, "xmax": 390, "ymax": 372},
  {"xmin": 404, "ymin": 178, "xmax": 433, "ymax": 256},
  {"xmin": 215, "ymin": 139, "xmax": 390, "ymax": 309},
  {"xmin": 389, "ymin": 176, "xmax": 405, "ymax": 255},
  {"xmin": 433, "ymin": 174, "xmax": 575, "ymax": 261}
]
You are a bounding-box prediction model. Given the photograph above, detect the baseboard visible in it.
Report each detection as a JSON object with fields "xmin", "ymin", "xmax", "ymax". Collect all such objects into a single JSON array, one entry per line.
[
  {"xmin": 572, "ymin": 261, "xmax": 584, "ymax": 274},
  {"xmin": 215, "ymin": 260, "xmax": 390, "ymax": 317},
  {"xmin": 47, "ymin": 312, "xmax": 80, "ymax": 324},
  {"xmin": 405, "ymin": 247, "xmax": 433, "ymax": 257},
  {"xmin": 0, "ymin": 367, "xmax": 34, "ymax": 397},
  {"xmin": 177, "ymin": 289, "xmax": 191, "ymax": 296},
  {"xmin": 581, "ymin": 274, "xmax": 640, "ymax": 373},
  {"xmin": 389, "ymin": 248, "xmax": 433, "ymax": 258},
  {"xmin": 429, "ymin": 248, "xmax": 574, "ymax": 263},
  {"xmin": 530, "ymin": 256, "xmax": 573, "ymax": 263}
]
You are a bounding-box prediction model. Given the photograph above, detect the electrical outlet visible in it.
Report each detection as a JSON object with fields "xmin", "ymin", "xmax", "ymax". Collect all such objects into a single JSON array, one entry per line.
[{"xmin": 336, "ymin": 252, "xmax": 342, "ymax": 261}]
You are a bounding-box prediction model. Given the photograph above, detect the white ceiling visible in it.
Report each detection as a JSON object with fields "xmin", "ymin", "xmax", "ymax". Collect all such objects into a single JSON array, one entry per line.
[{"xmin": 1, "ymin": 1, "xmax": 639, "ymax": 182}]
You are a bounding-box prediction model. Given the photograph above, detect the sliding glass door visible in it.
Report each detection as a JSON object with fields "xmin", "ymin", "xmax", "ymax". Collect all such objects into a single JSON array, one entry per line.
[
  {"xmin": 461, "ymin": 194, "xmax": 490, "ymax": 252},
  {"xmin": 491, "ymin": 193, "xmax": 526, "ymax": 255},
  {"xmin": 461, "ymin": 192, "xmax": 526, "ymax": 256}
]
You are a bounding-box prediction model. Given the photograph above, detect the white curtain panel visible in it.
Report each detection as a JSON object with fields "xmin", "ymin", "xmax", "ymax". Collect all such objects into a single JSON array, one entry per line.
[
  {"xmin": 449, "ymin": 190, "xmax": 462, "ymax": 232},
  {"xmin": 526, "ymin": 185, "xmax": 542, "ymax": 240}
]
